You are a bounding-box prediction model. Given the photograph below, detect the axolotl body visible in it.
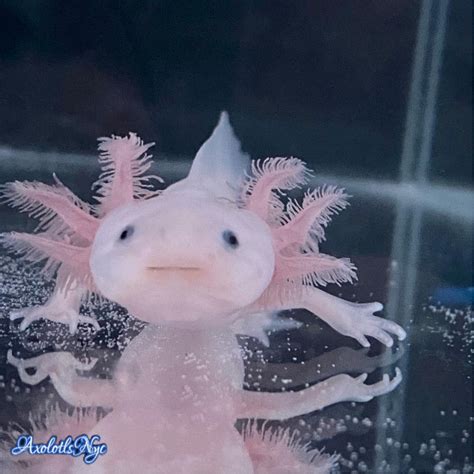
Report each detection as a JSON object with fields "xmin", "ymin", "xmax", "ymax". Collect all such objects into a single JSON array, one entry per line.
[{"xmin": 2, "ymin": 114, "xmax": 406, "ymax": 473}]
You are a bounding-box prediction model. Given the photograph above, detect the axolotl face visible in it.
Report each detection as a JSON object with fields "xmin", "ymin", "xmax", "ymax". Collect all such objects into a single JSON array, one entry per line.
[{"xmin": 90, "ymin": 189, "xmax": 275, "ymax": 326}]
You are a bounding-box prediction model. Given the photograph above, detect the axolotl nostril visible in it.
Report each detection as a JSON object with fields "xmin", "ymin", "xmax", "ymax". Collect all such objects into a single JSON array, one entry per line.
[{"xmin": 2, "ymin": 112, "xmax": 406, "ymax": 473}]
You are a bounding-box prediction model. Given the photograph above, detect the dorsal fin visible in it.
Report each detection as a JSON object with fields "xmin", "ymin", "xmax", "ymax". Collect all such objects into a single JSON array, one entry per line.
[{"xmin": 186, "ymin": 112, "xmax": 250, "ymax": 201}]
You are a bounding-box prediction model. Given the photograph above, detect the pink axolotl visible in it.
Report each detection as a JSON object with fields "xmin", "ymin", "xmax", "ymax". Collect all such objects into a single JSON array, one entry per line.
[{"xmin": 2, "ymin": 113, "xmax": 406, "ymax": 473}]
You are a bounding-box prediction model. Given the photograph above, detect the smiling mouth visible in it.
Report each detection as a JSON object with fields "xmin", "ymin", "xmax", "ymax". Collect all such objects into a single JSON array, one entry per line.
[{"xmin": 147, "ymin": 266, "xmax": 201, "ymax": 273}]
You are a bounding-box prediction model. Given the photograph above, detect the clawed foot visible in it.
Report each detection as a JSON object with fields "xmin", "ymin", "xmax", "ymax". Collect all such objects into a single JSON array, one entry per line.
[
  {"xmin": 340, "ymin": 367, "xmax": 402, "ymax": 403},
  {"xmin": 7, "ymin": 349, "xmax": 97, "ymax": 385},
  {"xmin": 334, "ymin": 302, "xmax": 406, "ymax": 348},
  {"xmin": 10, "ymin": 305, "xmax": 100, "ymax": 334}
]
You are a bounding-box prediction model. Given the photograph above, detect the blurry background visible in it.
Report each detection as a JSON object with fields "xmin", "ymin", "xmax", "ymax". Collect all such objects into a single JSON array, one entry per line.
[
  {"xmin": 0, "ymin": 1, "xmax": 472, "ymax": 473},
  {"xmin": 0, "ymin": 0, "xmax": 470, "ymax": 183}
]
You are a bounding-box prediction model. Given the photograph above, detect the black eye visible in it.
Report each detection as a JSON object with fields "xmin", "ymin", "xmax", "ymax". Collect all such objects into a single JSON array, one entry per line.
[
  {"xmin": 119, "ymin": 225, "xmax": 134, "ymax": 241},
  {"xmin": 222, "ymin": 230, "xmax": 239, "ymax": 249}
]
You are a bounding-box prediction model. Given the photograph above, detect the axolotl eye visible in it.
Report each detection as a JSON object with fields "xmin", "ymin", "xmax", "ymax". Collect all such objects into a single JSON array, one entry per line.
[
  {"xmin": 222, "ymin": 230, "xmax": 239, "ymax": 249},
  {"xmin": 118, "ymin": 225, "xmax": 135, "ymax": 242}
]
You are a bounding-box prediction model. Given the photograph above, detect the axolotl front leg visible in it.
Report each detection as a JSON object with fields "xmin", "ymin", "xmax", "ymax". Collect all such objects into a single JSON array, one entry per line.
[
  {"xmin": 10, "ymin": 267, "xmax": 100, "ymax": 334},
  {"xmin": 7, "ymin": 350, "xmax": 114, "ymax": 409},
  {"xmin": 263, "ymin": 286, "xmax": 406, "ymax": 348}
]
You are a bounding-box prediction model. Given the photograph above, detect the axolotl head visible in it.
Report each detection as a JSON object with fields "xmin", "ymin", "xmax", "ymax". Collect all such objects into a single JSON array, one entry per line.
[{"xmin": 90, "ymin": 189, "xmax": 275, "ymax": 326}]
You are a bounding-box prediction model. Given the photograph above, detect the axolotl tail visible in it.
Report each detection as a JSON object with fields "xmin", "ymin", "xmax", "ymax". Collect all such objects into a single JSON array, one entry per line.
[{"xmin": 242, "ymin": 422, "xmax": 339, "ymax": 474}]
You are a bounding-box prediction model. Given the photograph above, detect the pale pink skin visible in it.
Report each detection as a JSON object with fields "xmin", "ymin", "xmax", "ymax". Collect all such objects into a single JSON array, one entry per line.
[
  {"xmin": 3, "ymin": 132, "xmax": 160, "ymax": 333},
  {"xmin": 3, "ymin": 113, "xmax": 406, "ymax": 473}
]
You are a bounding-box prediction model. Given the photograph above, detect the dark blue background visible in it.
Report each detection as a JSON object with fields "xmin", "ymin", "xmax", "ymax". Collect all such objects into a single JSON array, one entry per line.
[{"xmin": 0, "ymin": 1, "xmax": 471, "ymax": 184}]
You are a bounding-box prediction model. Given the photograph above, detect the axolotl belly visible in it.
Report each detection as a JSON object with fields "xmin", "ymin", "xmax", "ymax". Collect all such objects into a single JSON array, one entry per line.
[{"xmin": 85, "ymin": 325, "xmax": 253, "ymax": 474}]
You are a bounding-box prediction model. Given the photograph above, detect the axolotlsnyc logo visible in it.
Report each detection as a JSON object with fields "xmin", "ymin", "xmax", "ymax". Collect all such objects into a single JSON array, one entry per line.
[{"xmin": 11, "ymin": 433, "xmax": 107, "ymax": 464}]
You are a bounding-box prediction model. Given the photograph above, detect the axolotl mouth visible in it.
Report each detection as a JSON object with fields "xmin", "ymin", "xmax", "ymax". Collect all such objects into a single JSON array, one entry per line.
[
  {"xmin": 147, "ymin": 265, "xmax": 201, "ymax": 272},
  {"xmin": 146, "ymin": 266, "xmax": 203, "ymax": 274}
]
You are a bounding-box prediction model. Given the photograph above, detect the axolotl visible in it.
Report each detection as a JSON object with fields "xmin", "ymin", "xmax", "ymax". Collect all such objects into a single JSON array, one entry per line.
[{"xmin": 2, "ymin": 113, "xmax": 406, "ymax": 473}]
